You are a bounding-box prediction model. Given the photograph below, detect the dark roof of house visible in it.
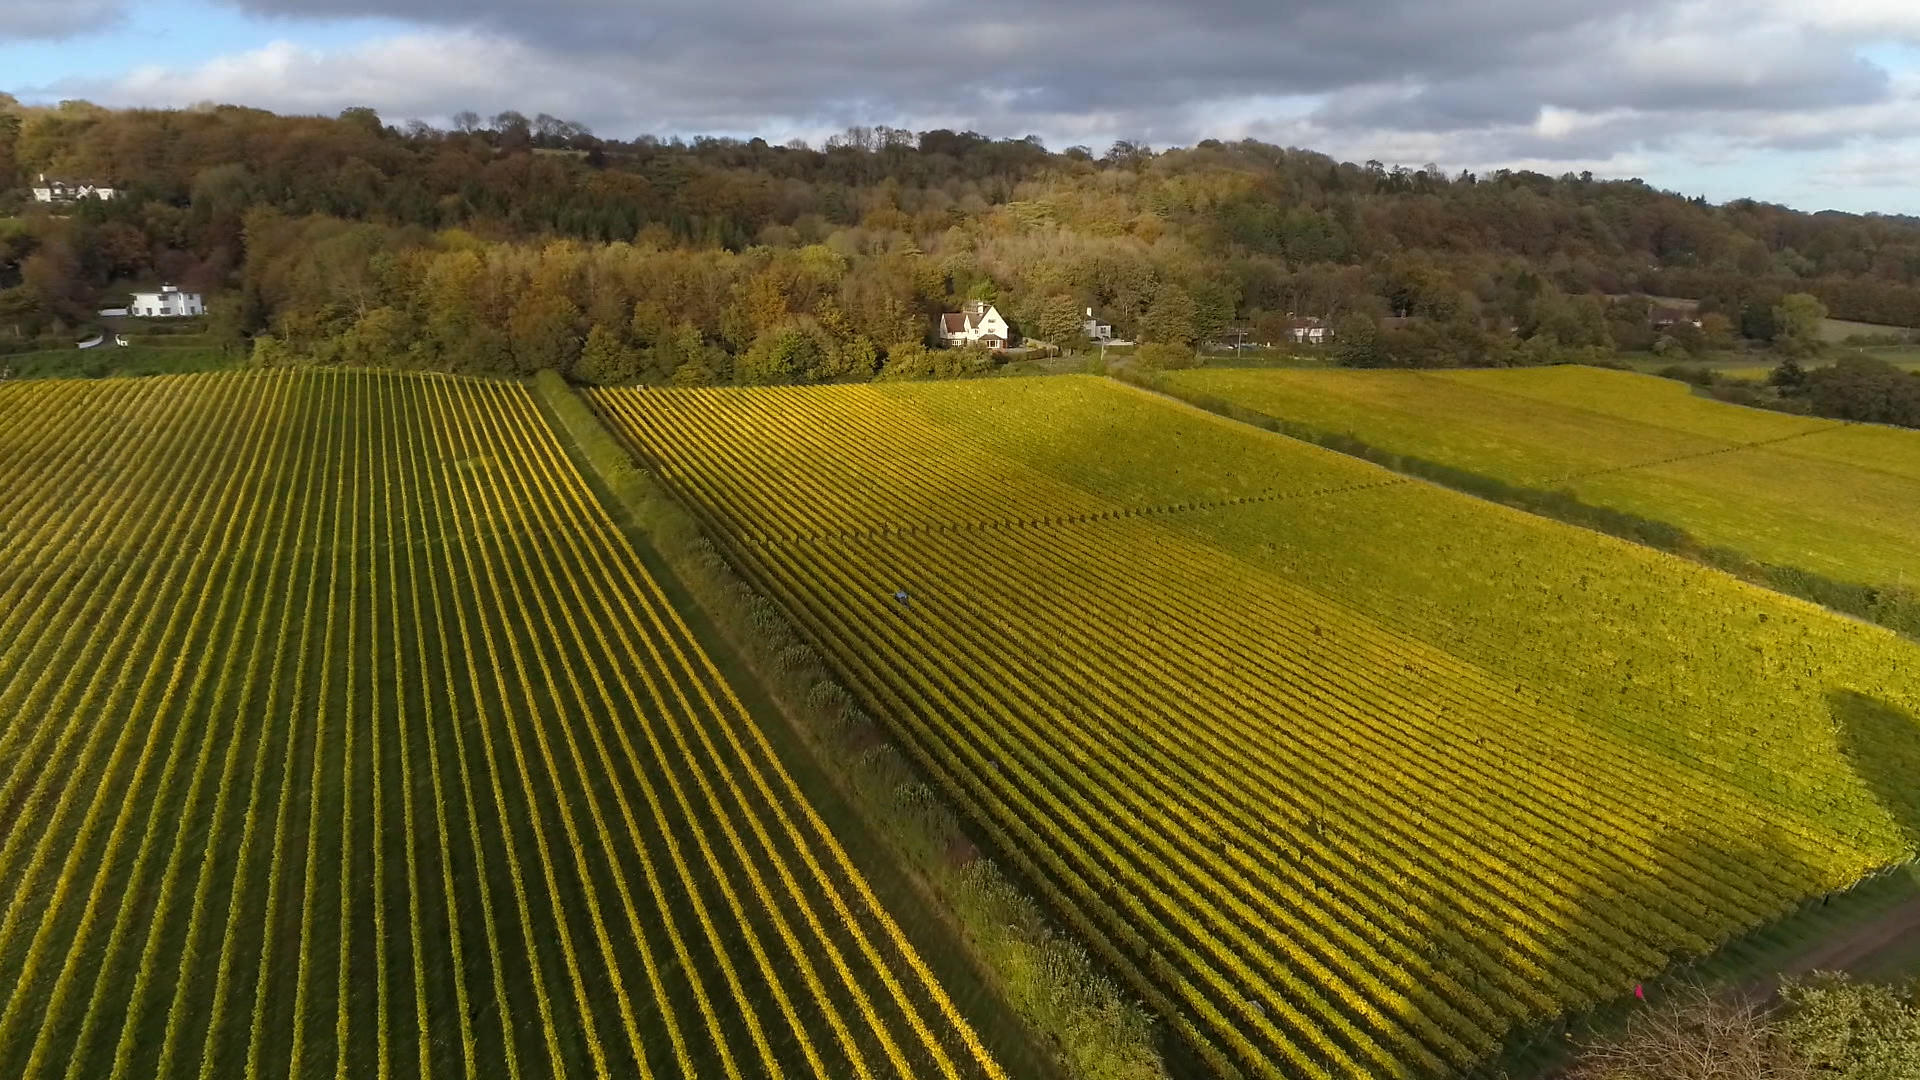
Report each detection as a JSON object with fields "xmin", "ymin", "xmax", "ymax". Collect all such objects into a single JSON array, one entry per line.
[{"xmin": 944, "ymin": 307, "xmax": 1001, "ymax": 332}]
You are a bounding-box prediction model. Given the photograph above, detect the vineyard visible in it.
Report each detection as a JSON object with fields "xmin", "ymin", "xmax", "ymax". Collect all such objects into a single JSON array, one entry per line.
[
  {"xmin": 1158, "ymin": 365, "xmax": 1920, "ymax": 590},
  {"xmin": 594, "ymin": 375, "xmax": 1920, "ymax": 1080},
  {"xmin": 0, "ymin": 369, "xmax": 1007, "ymax": 1080}
]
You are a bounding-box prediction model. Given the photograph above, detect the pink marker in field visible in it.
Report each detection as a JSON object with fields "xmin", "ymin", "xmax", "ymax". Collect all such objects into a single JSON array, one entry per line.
[{"xmin": 1634, "ymin": 984, "xmax": 1644, "ymax": 1001}]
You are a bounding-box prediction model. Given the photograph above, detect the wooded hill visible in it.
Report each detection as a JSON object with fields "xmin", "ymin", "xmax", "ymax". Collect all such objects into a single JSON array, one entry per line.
[{"xmin": 3, "ymin": 95, "xmax": 1918, "ymax": 381}]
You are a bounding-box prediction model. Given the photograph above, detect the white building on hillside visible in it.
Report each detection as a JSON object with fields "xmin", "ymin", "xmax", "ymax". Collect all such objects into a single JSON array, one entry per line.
[
  {"xmin": 1650, "ymin": 306, "xmax": 1704, "ymax": 331},
  {"xmin": 1082, "ymin": 307, "xmax": 1113, "ymax": 341},
  {"xmin": 130, "ymin": 285, "xmax": 205, "ymax": 318},
  {"xmin": 1285, "ymin": 315, "xmax": 1330, "ymax": 344},
  {"xmin": 939, "ymin": 300, "xmax": 1011, "ymax": 349},
  {"xmin": 31, "ymin": 174, "xmax": 118, "ymax": 203}
]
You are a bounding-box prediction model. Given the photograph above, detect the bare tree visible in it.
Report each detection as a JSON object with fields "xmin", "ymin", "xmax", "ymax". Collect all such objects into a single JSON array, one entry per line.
[
  {"xmin": 1569, "ymin": 989, "xmax": 1811, "ymax": 1080},
  {"xmin": 532, "ymin": 113, "xmax": 567, "ymax": 143}
]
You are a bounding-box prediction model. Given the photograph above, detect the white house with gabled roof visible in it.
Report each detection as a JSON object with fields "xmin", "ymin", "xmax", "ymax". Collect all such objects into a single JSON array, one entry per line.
[
  {"xmin": 31, "ymin": 174, "xmax": 117, "ymax": 203},
  {"xmin": 1285, "ymin": 314, "xmax": 1330, "ymax": 344},
  {"xmin": 129, "ymin": 285, "xmax": 204, "ymax": 318},
  {"xmin": 939, "ymin": 300, "xmax": 1011, "ymax": 350}
]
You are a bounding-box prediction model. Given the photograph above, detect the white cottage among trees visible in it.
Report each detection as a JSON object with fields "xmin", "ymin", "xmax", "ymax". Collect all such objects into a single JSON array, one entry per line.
[
  {"xmin": 30, "ymin": 174, "xmax": 117, "ymax": 203},
  {"xmin": 939, "ymin": 300, "xmax": 1011, "ymax": 349},
  {"xmin": 129, "ymin": 285, "xmax": 204, "ymax": 318},
  {"xmin": 1285, "ymin": 315, "xmax": 1330, "ymax": 344}
]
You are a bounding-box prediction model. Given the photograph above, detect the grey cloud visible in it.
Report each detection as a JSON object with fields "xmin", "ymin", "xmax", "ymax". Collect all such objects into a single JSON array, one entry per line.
[
  {"xmin": 206, "ymin": 0, "xmax": 1688, "ymax": 121},
  {"xmin": 1308, "ymin": 0, "xmax": 1893, "ymax": 138},
  {"xmin": 1316, "ymin": 51, "xmax": 1888, "ymax": 137},
  {"xmin": 1243, "ymin": 110, "xmax": 1657, "ymax": 168},
  {"xmin": 54, "ymin": 0, "xmax": 1913, "ymax": 169},
  {"xmin": 0, "ymin": 0, "xmax": 123, "ymax": 39}
]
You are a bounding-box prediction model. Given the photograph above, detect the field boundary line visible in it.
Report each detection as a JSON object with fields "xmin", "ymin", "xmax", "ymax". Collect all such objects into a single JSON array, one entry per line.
[
  {"xmin": 1545, "ymin": 420, "xmax": 1855, "ymax": 485},
  {"xmin": 1120, "ymin": 369, "xmax": 1920, "ymax": 635},
  {"xmin": 1402, "ymin": 369, "xmax": 1835, "ymax": 449},
  {"xmin": 1190, "ymin": 367, "xmax": 1852, "ymax": 488},
  {"xmin": 752, "ymin": 476, "xmax": 1413, "ymax": 548}
]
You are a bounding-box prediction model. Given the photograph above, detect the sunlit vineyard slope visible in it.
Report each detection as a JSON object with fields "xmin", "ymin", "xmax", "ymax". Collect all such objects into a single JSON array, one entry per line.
[
  {"xmin": 1160, "ymin": 365, "xmax": 1920, "ymax": 590},
  {"xmin": 593, "ymin": 374, "xmax": 1920, "ymax": 1080},
  {"xmin": 0, "ymin": 370, "xmax": 1005, "ymax": 1080}
]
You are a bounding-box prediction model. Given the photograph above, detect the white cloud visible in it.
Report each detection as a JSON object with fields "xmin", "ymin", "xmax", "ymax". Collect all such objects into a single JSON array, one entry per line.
[
  {"xmin": 1529, "ymin": 106, "xmax": 1641, "ymax": 141},
  {"xmin": 1806, "ymin": 142, "xmax": 1920, "ymax": 188},
  {"xmin": 100, "ymin": 32, "xmax": 605, "ymax": 122},
  {"xmin": 1768, "ymin": 0, "xmax": 1920, "ymax": 38}
]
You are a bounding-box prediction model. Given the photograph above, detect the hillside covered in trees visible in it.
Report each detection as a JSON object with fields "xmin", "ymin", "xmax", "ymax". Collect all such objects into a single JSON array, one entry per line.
[{"xmin": 3, "ymin": 95, "xmax": 1920, "ymax": 382}]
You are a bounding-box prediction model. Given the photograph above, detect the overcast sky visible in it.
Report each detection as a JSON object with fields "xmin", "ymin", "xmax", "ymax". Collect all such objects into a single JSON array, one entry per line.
[{"xmin": 4, "ymin": 0, "xmax": 1920, "ymax": 214}]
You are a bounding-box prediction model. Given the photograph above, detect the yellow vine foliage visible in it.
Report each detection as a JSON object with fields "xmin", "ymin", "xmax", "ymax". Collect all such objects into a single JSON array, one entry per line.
[
  {"xmin": 595, "ymin": 373, "xmax": 1920, "ymax": 1079},
  {"xmin": 0, "ymin": 369, "xmax": 1002, "ymax": 1080}
]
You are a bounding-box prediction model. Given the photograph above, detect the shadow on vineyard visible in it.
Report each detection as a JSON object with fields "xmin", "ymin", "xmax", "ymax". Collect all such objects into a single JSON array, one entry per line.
[
  {"xmin": 1833, "ymin": 690, "xmax": 1920, "ymax": 844},
  {"xmin": 580, "ymin": 373, "xmax": 1920, "ymax": 1080},
  {"xmin": 1470, "ymin": 823, "xmax": 1837, "ymax": 1080},
  {"xmin": 1468, "ymin": 692, "xmax": 1920, "ymax": 1079}
]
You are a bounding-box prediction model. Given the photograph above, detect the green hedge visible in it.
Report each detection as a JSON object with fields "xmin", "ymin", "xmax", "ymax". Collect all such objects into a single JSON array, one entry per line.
[
  {"xmin": 0, "ymin": 345, "xmax": 244, "ymax": 380},
  {"xmin": 0, "ymin": 338, "xmax": 73, "ymax": 357},
  {"xmin": 532, "ymin": 369, "xmax": 1169, "ymax": 1080},
  {"xmin": 119, "ymin": 333, "xmax": 224, "ymax": 349}
]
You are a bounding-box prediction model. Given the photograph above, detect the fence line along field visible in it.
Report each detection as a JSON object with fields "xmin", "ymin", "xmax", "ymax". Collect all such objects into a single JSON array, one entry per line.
[
  {"xmin": 0, "ymin": 369, "xmax": 1006, "ymax": 1080},
  {"xmin": 592, "ymin": 375, "xmax": 1920, "ymax": 1080},
  {"xmin": 1158, "ymin": 365, "xmax": 1920, "ymax": 591}
]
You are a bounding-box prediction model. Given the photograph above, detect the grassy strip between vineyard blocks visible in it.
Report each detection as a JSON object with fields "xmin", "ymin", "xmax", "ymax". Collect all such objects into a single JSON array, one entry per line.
[
  {"xmin": 1115, "ymin": 368, "xmax": 1920, "ymax": 638},
  {"xmin": 530, "ymin": 369, "xmax": 1169, "ymax": 1080}
]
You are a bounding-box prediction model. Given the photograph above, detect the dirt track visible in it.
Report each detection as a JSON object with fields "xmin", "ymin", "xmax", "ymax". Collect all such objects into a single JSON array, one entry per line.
[{"xmin": 1749, "ymin": 893, "xmax": 1920, "ymax": 996}]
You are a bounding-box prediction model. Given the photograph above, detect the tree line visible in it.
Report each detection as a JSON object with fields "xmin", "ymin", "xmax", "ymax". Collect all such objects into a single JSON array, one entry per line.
[
  {"xmin": 1665, "ymin": 351, "xmax": 1920, "ymax": 432},
  {"xmin": 3, "ymin": 95, "xmax": 1919, "ymax": 379}
]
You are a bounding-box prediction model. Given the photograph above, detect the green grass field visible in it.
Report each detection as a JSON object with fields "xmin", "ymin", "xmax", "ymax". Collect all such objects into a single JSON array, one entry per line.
[
  {"xmin": 0, "ymin": 369, "xmax": 1009, "ymax": 1080},
  {"xmin": 1, "ymin": 344, "xmax": 241, "ymax": 380},
  {"xmin": 1820, "ymin": 316, "xmax": 1919, "ymax": 343},
  {"xmin": 1162, "ymin": 365, "xmax": 1920, "ymax": 591},
  {"xmin": 594, "ymin": 374, "xmax": 1920, "ymax": 1080},
  {"xmin": 1619, "ymin": 349, "xmax": 1920, "ymax": 381}
]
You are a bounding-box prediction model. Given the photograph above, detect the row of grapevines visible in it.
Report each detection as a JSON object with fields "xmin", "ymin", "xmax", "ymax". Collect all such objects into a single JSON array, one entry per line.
[
  {"xmin": 488, "ymin": 378, "xmax": 1010, "ymax": 1078},
  {"xmin": 592, "ymin": 379, "xmax": 1911, "ymax": 1080},
  {"xmin": 0, "ymin": 372, "xmax": 297, "ymax": 1076},
  {"xmin": 0, "ymin": 369, "xmax": 1007, "ymax": 1080}
]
